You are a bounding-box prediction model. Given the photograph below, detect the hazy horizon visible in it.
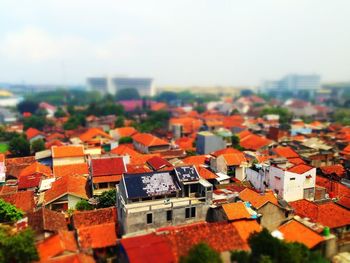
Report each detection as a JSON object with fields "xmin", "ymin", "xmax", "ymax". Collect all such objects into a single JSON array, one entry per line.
[{"xmin": 1, "ymin": 0, "xmax": 349, "ymax": 87}]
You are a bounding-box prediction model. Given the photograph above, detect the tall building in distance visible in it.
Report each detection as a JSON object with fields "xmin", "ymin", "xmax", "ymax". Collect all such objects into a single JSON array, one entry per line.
[
  {"xmin": 261, "ymin": 74, "xmax": 321, "ymax": 96},
  {"xmin": 87, "ymin": 76, "xmax": 154, "ymax": 97}
]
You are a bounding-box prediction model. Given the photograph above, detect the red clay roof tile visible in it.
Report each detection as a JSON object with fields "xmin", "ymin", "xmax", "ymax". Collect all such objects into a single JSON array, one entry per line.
[{"xmin": 78, "ymin": 223, "xmax": 117, "ymax": 249}]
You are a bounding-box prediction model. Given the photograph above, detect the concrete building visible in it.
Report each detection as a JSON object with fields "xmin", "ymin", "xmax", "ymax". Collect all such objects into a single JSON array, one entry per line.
[
  {"xmin": 246, "ymin": 159, "xmax": 316, "ymax": 202},
  {"xmin": 87, "ymin": 76, "xmax": 154, "ymax": 97},
  {"xmin": 261, "ymin": 74, "xmax": 321, "ymax": 98},
  {"xmin": 196, "ymin": 132, "xmax": 226, "ymax": 155},
  {"xmin": 116, "ymin": 166, "xmax": 213, "ymax": 236}
]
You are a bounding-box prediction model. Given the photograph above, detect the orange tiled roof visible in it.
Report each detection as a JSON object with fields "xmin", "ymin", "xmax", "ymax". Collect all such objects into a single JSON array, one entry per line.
[
  {"xmin": 231, "ymin": 220, "xmax": 262, "ymax": 243},
  {"xmin": 239, "ymin": 133, "xmax": 273, "ymax": 151},
  {"xmin": 274, "ymin": 146, "xmax": 299, "ymax": 159},
  {"xmin": 239, "ymin": 188, "xmax": 278, "ymax": 209},
  {"xmin": 197, "ymin": 166, "xmax": 217, "ymax": 180},
  {"xmin": 287, "ymin": 164, "xmax": 313, "ymax": 174},
  {"xmin": 175, "ymin": 137, "xmax": 195, "ymax": 151},
  {"xmin": 78, "ymin": 223, "xmax": 117, "ymax": 249},
  {"xmin": 278, "ymin": 220, "xmax": 324, "ymax": 249},
  {"xmin": 19, "ymin": 162, "xmax": 52, "ymax": 177},
  {"xmin": 151, "ymin": 102, "xmax": 168, "ymax": 111},
  {"xmin": 160, "ymin": 222, "xmax": 248, "ymax": 259},
  {"xmin": 73, "ymin": 207, "xmax": 117, "ymax": 228},
  {"xmin": 52, "ymin": 145, "xmax": 85, "ymax": 158},
  {"xmin": 169, "ymin": 117, "xmax": 202, "ymax": 134},
  {"xmin": 182, "ymin": 155, "xmax": 207, "ymax": 166},
  {"xmin": 129, "ymin": 154, "xmax": 160, "ymax": 166},
  {"xmin": 114, "ymin": 127, "xmax": 138, "ymax": 138},
  {"xmin": 126, "ymin": 164, "xmax": 152, "ymax": 173},
  {"xmin": 110, "ymin": 144, "xmax": 140, "ymax": 157},
  {"xmin": 79, "ymin": 128, "xmax": 112, "ymax": 142},
  {"xmin": 222, "ymin": 153, "xmax": 246, "ymax": 166},
  {"xmin": 1, "ymin": 190, "xmax": 35, "ymax": 213},
  {"xmin": 316, "ymin": 176, "xmax": 350, "ymax": 209},
  {"xmin": 288, "ymin": 157, "xmax": 305, "ymax": 165},
  {"xmin": 28, "ymin": 207, "xmax": 67, "ymax": 234},
  {"xmin": 44, "ymin": 175, "xmax": 88, "ymax": 204},
  {"xmin": 289, "ymin": 199, "xmax": 350, "ymax": 229},
  {"xmin": 41, "ymin": 253, "xmax": 95, "ymax": 263},
  {"xmin": 132, "ymin": 133, "xmax": 169, "ymax": 147},
  {"xmin": 36, "ymin": 231, "xmax": 78, "ymax": 262},
  {"xmin": 211, "ymin": 147, "xmax": 242, "ymax": 157},
  {"xmin": 25, "ymin": 127, "xmax": 43, "ymax": 140},
  {"xmin": 53, "ymin": 163, "xmax": 89, "ymax": 177},
  {"xmin": 320, "ymin": 164, "xmax": 345, "ymax": 177},
  {"xmin": 222, "ymin": 202, "xmax": 251, "ymax": 221}
]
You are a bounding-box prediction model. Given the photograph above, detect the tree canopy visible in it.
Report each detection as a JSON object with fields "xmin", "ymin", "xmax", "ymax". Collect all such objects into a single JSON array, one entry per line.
[
  {"xmin": 75, "ymin": 200, "xmax": 93, "ymax": 211},
  {"xmin": 0, "ymin": 199, "xmax": 24, "ymax": 223},
  {"xmin": 23, "ymin": 115, "xmax": 47, "ymax": 131},
  {"xmin": 97, "ymin": 189, "xmax": 116, "ymax": 208},
  {"xmin": 115, "ymin": 88, "xmax": 140, "ymax": 101},
  {"xmin": 17, "ymin": 100, "xmax": 39, "ymax": 114},
  {"xmin": 180, "ymin": 242, "xmax": 222, "ymax": 263},
  {"xmin": 9, "ymin": 136, "xmax": 31, "ymax": 157},
  {"xmin": 31, "ymin": 138, "xmax": 45, "ymax": 153},
  {"xmin": 231, "ymin": 228, "xmax": 327, "ymax": 263},
  {"xmin": 0, "ymin": 225, "xmax": 39, "ymax": 263}
]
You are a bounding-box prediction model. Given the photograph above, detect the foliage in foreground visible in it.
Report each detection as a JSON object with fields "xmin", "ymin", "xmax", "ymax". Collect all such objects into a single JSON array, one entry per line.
[
  {"xmin": 180, "ymin": 242, "xmax": 222, "ymax": 263},
  {"xmin": 0, "ymin": 226, "xmax": 39, "ymax": 263},
  {"xmin": 231, "ymin": 229, "xmax": 327, "ymax": 263},
  {"xmin": 0, "ymin": 199, "xmax": 24, "ymax": 223},
  {"xmin": 75, "ymin": 200, "xmax": 94, "ymax": 211}
]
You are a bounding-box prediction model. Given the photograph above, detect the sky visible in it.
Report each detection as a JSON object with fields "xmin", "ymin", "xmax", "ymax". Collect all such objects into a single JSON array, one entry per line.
[{"xmin": 0, "ymin": 0, "xmax": 349, "ymax": 87}]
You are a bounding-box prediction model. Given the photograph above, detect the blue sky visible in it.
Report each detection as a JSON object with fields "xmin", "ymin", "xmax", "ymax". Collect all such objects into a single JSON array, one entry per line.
[{"xmin": 0, "ymin": 0, "xmax": 349, "ymax": 86}]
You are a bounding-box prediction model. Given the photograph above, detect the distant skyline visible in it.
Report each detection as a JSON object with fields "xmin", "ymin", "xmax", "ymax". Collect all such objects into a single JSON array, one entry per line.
[{"xmin": 0, "ymin": 0, "xmax": 349, "ymax": 87}]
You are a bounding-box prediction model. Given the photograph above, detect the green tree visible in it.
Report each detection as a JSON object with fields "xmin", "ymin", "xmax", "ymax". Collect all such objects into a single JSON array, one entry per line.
[
  {"xmin": 54, "ymin": 107, "xmax": 67, "ymax": 118},
  {"xmin": 115, "ymin": 116, "xmax": 125, "ymax": 128},
  {"xmin": 231, "ymin": 134, "xmax": 243, "ymax": 150},
  {"xmin": 156, "ymin": 91, "xmax": 178, "ymax": 103},
  {"xmin": 181, "ymin": 243, "xmax": 222, "ymax": 263},
  {"xmin": 98, "ymin": 189, "xmax": 116, "ymax": 208},
  {"xmin": 17, "ymin": 100, "xmax": 39, "ymax": 114},
  {"xmin": 116, "ymin": 88, "xmax": 140, "ymax": 101},
  {"xmin": 0, "ymin": 225, "xmax": 39, "ymax": 263},
  {"xmin": 31, "ymin": 138, "xmax": 45, "ymax": 153},
  {"xmin": 63, "ymin": 114, "xmax": 86, "ymax": 130},
  {"xmin": 119, "ymin": 136, "xmax": 133, "ymax": 144},
  {"xmin": 260, "ymin": 107, "xmax": 292, "ymax": 129},
  {"xmin": 23, "ymin": 115, "xmax": 47, "ymax": 131},
  {"xmin": 75, "ymin": 200, "xmax": 93, "ymax": 211},
  {"xmin": 194, "ymin": 105, "xmax": 206, "ymax": 113},
  {"xmin": 0, "ymin": 199, "xmax": 24, "ymax": 223},
  {"xmin": 231, "ymin": 228, "xmax": 327, "ymax": 263},
  {"xmin": 9, "ymin": 136, "xmax": 31, "ymax": 157}
]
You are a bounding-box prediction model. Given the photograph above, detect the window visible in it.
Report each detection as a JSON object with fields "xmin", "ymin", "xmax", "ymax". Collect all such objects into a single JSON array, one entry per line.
[
  {"xmin": 290, "ymin": 178, "xmax": 296, "ymax": 181},
  {"xmin": 185, "ymin": 208, "xmax": 190, "ymax": 218},
  {"xmin": 191, "ymin": 207, "xmax": 196, "ymax": 218},
  {"xmin": 146, "ymin": 213, "xmax": 153, "ymax": 224},
  {"xmin": 166, "ymin": 210, "xmax": 172, "ymax": 221},
  {"xmin": 99, "ymin": 183, "xmax": 108, "ymax": 189},
  {"xmin": 185, "ymin": 207, "xmax": 196, "ymax": 219}
]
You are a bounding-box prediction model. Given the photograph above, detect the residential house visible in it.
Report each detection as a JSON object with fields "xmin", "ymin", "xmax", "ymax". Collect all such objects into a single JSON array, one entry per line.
[
  {"xmin": 210, "ymin": 152, "xmax": 247, "ymax": 181},
  {"xmin": 52, "ymin": 145, "xmax": 86, "ymax": 167},
  {"xmin": 110, "ymin": 127, "xmax": 138, "ymax": 141},
  {"xmin": 132, "ymin": 133, "xmax": 170, "ymax": 154},
  {"xmin": 239, "ymin": 188, "xmax": 293, "ymax": 231},
  {"xmin": 26, "ymin": 127, "xmax": 45, "ymax": 143},
  {"xmin": 90, "ymin": 155, "xmax": 127, "ymax": 195},
  {"xmin": 41, "ymin": 175, "xmax": 89, "ymax": 211},
  {"xmin": 238, "ymin": 130, "xmax": 274, "ymax": 151},
  {"xmin": 17, "ymin": 162, "xmax": 52, "ymax": 191},
  {"xmin": 116, "ymin": 166, "xmax": 213, "ymax": 235},
  {"xmin": 78, "ymin": 127, "xmax": 112, "ymax": 147},
  {"xmin": 0, "ymin": 190, "xmax": 35, "ymax": 214}
]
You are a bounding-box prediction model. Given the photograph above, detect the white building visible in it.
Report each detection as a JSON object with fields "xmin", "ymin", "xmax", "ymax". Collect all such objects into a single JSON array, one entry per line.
[
  {"xmin": 246, "ymin": 159, "xmax": 316, "ymax": 202},
  {"xmin": 87, "ymin": 76, "xmax": 154, "ymax": 97}
]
